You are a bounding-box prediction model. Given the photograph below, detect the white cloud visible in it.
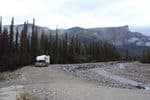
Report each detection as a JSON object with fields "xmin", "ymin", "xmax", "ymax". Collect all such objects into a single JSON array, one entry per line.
[{"xmin": 0, "ymin": 0, "xmax": 150, "ymax": 35}]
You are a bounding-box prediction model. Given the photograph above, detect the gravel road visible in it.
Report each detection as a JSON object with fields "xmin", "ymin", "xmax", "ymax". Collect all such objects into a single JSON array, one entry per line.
[{"xmin": 0, "ymin": 62, "xmax": 150, "ymax": 100}]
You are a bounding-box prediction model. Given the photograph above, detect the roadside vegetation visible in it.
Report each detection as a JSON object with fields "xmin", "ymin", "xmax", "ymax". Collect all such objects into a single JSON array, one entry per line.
[
  {"xmin": 140, "ymin": 48, "xmax": 150, "ymax": 63},
  {"xmin": 0, "ymin": 73, "xmax": 6, "ymax": 82},
  {"xmin": 16, "ymin": 91, "xmax": 38, "ymax": 100}
]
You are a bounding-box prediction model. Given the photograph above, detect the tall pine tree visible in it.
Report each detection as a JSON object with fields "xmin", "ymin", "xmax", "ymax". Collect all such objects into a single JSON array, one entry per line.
[{"xmin": 9, "ymin": 17, "xmax": 14, "ymax": 56}]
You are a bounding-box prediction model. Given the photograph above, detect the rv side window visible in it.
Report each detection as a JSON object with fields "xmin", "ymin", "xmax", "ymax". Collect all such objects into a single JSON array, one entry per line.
[{"xmin": 37, "ymin": 60, "xmax": 46, "ymax": 63}]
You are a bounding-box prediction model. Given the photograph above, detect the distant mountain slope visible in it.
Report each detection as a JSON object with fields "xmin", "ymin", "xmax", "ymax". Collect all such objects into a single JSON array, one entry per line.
[
  {"xmin": 65, "ymin": 25, "xmax": 150, "ymax": 47},
  {"xmin": 63, "ymin": 26, "xmax": 150, "ymax": 55},
  {"xmin": 3, "ymin": 24, "xmax": 52, "ymax": 37},
  {"xmin": 3, "ymin": 24, "xmax": 150, "ymax": 55}
]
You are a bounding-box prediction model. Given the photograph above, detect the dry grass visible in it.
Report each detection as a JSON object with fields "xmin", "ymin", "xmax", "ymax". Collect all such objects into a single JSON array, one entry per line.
[{"xmin": 16, "ymin": 90, "xmax": 38, "ymax": 100}]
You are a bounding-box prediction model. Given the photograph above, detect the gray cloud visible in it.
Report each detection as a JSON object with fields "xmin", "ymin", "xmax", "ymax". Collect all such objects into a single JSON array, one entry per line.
[
  {"xmin": 0, "ymin": 0, "xmax": 150, "ymax": 35},
  {"xmin": 60, "ymin": 0, "xmax": 114, "ymax": 13}
]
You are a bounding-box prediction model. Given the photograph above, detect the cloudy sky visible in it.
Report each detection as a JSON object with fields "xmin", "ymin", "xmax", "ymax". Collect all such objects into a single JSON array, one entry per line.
[{"xmin": 0, "ymin": 0, "xmax": 150, "ymax": 35}]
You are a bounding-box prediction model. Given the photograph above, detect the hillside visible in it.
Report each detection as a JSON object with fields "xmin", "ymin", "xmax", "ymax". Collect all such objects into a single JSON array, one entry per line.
[{"xmin": 3, "ymin": 24, "xmax": 150, "ymax": 55}]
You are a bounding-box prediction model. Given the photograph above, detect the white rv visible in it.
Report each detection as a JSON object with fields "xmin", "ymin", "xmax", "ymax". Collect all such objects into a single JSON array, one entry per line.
[{"xmin": 35, "ymin": 55, "xmax": 50, "ymax": 67}]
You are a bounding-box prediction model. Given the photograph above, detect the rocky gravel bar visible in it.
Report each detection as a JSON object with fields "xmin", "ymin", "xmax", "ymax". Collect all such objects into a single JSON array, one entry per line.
[{"xmin": 60, "ymin": 62, "xmax": 150, "ymax": 90}]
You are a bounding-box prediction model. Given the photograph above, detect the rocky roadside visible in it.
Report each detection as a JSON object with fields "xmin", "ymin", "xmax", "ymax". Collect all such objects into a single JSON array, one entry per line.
[
  {"xmin": 0, "ymin": 69, "xmax": 22, "ymax": 88},
  {"xmin": 60, "ymin": 62, "xmax": 150, "ymax": 90}
]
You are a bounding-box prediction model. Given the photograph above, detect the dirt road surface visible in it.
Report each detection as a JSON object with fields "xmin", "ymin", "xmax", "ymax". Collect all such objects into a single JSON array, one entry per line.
[{"xmin": 0, "ymin": 64, "xmax": 150, "ymax": 100}]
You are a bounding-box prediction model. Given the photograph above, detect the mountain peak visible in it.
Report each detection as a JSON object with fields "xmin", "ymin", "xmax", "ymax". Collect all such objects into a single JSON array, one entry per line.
[
  {"xmin": 102, "ymin": 25, "xmax": 129, "ymax": 31},
  {"xmin": 119, "ymin": 25, "xmax": 129, "ymax": 31},
  {"xmin": 68, "ymin": 26, "xmax": 84, "ymax": 30}
]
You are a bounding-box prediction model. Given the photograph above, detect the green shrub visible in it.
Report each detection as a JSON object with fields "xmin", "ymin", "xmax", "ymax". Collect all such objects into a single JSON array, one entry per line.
[{"xmin": 0, "ymin": 74, "xmax": 6, "ymax": 82}]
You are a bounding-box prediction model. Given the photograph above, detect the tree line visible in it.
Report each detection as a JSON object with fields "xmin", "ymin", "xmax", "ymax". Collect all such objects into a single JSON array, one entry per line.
[
  {"xmin": 140, "ymin": 48, "xmax": 150, "ymax": 63},
  {"xmin": 0, "ymin": 17, "xmax": 148, "ymax": 72}
]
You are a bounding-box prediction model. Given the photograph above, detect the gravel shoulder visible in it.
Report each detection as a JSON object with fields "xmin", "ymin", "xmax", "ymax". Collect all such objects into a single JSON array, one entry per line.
[
  {"xmin": 0, "ymin": 62, "xmax": 150, "ymax": 100},
  {"xmin": 62, "ymin": 62, "xmax": 150, "ymax": 89}
]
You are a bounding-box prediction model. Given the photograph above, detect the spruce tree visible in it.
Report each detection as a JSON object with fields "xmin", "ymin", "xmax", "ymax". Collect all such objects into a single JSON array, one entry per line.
[
  {"xmin": 9, "ymin": 17, "xmax": 14, "ymax": 56},
  {"xmin": 0, "ymin": 16, "xmax": 2, "ymax": 62},
  {"xmin": 15, "ymin": 27, "xmax": 19, "ymax": 53},
  {"xmin": 48, "ymin": 32, "xmax": 53, "ymax": 57},
  {"xmin": 1, "ymin": 28, "xmax": 9, "ymax": 70},
  {"xmin": 0, "ymin": 16, "xmax": 2, "ymax": 33},
  {"xmin": 40, "ymin": 30, "xmax": 45, "ymax": 54},
  {"xmin": 31, "ymin": 18, "xmax": 38, "ymax": 63},
  {"xmin": 125, "ymin": 49, "xmax": 129, "ymax": 61},
  {"xmin": 20, "ymin": 22, "xmax": 28, "ymax": 65}
]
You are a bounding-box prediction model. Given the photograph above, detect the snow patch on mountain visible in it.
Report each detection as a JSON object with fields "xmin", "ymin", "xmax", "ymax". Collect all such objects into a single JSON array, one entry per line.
[
  {"xmin": 136, "ymin": 41, "xmax": 144, "ymax": 46},
  {"xmin": 93, "ymin": 32, "xmax": 99, "ymax": 37},
  {"xmin": 145, "ymin": 42, "xmax": 150, "ymax": 46},
  {"xmin": 128, "ymin": 37, "xmax": 139, "ymax": 43}
]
